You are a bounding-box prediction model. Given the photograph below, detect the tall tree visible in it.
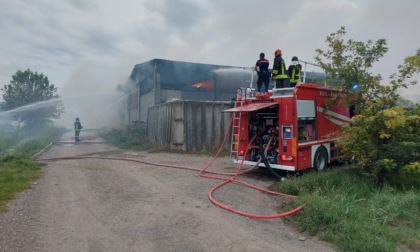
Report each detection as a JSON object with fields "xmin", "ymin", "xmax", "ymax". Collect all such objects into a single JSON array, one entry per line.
[
  {"xmin": 314, "ymin": 26, "xmax": 396, "ymax": 112},
  {"xmin": 1, "ymin": 69, "xmax": 64, "ymax": 129}
]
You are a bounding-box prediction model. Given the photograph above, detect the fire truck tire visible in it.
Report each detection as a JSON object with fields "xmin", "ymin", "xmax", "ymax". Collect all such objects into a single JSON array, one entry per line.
[{"xmin": 313, "ymin": 147, "xmax": 328, "ymax": 171}]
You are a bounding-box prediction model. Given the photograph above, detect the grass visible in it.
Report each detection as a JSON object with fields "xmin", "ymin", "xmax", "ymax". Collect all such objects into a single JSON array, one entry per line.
[
  {"xmin": 0, "ymin": 126, "xmax": 66, "ymax": 212},
  {"xmin": 276, "ymin": 168, "xmax": 420, "ymax": 252},
  {"xmin": 0, "ymin": 155, "xmax": 43, "ymax": 212}
]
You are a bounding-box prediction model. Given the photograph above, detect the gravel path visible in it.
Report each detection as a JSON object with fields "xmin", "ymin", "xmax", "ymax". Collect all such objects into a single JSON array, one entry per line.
[{"xmin": 0, "ymin": 133, "xmax": 336, "ymax": 252}]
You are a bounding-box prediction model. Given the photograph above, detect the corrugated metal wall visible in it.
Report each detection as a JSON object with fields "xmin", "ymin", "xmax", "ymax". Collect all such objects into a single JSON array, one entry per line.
[
  {"xmin": 147, "ymin": 100, "xmax": 232, "ymax": 151},
  {"xmin": 126, "ymin": 59, "xmax": 251, "ymax": 125}
]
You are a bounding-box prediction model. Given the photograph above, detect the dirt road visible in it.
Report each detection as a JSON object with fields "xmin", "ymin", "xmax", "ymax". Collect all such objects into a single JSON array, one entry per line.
[{"xmin": 0, "ymin": 131, "xmax": 336, "ymax": 252}]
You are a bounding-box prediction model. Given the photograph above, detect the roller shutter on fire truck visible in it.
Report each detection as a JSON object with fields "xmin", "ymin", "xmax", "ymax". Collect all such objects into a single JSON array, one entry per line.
[{"xmin": 296, "ymin": 99, "xmax": 316, "ymax": 170}]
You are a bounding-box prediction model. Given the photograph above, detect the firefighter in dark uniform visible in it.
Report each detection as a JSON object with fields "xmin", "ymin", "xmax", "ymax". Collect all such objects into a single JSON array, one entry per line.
[
  {"xmin": 74, "ymin": 117, "xmax": 83, "ymax": 142},
  {"xmin": 271, "ymin": 49, "xmax": 289, "ymax": 88},
  {"xmin": 254, "ymin": 52, "xmax": 270, "ymax": 92},
  {"xmin": 287, "ymin": 56, "xmax": 302, "ymax": 87}
]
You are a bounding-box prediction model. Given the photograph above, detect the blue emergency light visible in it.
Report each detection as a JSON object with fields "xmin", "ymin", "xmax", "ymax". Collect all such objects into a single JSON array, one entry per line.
[{"xmin": 351, "ymin": 83, "xmax": 360, "ymax": 90}]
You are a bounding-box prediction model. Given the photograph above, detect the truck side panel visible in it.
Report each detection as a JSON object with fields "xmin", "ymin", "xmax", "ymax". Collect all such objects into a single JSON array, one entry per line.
[
  {"xmin": 278, "ymin": 98, "xmax": 295, "ymax": 166},
  {"xmin": 297, "ymin": 145, "xmax": 312, "ymax": 170}
]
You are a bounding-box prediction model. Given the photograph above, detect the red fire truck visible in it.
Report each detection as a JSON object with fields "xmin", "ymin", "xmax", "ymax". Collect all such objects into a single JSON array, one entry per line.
[{"xmin": 223, "ymin": 83, "xmax": 350, "ymax": 173}]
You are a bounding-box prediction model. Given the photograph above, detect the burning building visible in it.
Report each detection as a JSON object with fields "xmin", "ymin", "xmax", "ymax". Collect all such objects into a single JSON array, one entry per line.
[{"xmin": 124, "ymin": 59, "xmax": 254, "ymax": 123}]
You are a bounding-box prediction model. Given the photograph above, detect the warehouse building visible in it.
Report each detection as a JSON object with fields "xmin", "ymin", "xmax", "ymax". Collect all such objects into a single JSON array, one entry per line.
[{"xmin": 124, "ymin": 59, "xmax": 254, "ymax": 123}]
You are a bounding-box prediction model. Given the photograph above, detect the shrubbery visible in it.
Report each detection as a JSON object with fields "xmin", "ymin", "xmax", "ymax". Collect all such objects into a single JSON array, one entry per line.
[
  {"xmin": 100, "ymin": 121, "xmax": 149, "ymax": 150},
  {"xmin": 0, "ymin": 126, "xmax": 66, "ymax": 157},
  {"xmin": 339, "ymin": 105, "xmax": 420, "ymax": 187}
]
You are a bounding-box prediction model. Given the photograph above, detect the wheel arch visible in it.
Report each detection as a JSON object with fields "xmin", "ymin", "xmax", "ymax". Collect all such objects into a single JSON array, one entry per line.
[{"xmin": 311, "ymin": 143, "xmax": 330, "ymax": 170}]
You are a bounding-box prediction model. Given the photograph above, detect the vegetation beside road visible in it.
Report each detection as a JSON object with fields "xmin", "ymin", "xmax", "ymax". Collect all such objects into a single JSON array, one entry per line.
[
  {"xmin": 0, "ymin": 126, "xmax": 65, "ymax": 212},
  {"xmin": 0, "ymin": 155, "xmax": 42, "ymax": 212},
  {"xmin": 276, "ymin": 168, "xmax": 420, "ymax": 252},
  {"xmin": 100, "ymin": 121, "xmax": 149, "ymax": 150}
]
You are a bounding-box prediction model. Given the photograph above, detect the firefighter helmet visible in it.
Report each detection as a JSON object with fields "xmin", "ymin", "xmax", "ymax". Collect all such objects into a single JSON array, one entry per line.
[
  {"xmin": 275, "ymin": 49, "xmax": 282, "ymax": 56},
  {"xmin": 292, "ymin": 56, "xmax": 299, "ymax": 61}
]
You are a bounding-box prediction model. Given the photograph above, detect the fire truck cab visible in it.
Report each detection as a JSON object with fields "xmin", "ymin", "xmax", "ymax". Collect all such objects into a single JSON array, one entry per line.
[{"xmin": 223, "ymin": 83, "xmax": 350, "ymax": 172}]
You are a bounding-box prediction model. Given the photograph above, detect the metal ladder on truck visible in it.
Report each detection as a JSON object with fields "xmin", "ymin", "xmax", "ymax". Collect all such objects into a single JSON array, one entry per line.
[{"xmin": 230, "ymin": 87, "xmax": 252, "ymax": 160}]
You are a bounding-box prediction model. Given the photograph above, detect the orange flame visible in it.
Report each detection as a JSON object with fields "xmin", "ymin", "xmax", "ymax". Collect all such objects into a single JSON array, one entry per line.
[{"xmin": 192, "ymin": 79, "xmax": 214, "ymax": 91}]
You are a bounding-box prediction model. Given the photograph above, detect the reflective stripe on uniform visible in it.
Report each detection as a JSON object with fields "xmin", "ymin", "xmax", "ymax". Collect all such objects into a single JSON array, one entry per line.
[
  {"xmin": 273, "ymin": 60, "xmax": 287, "ymax": 79},
  {"xmin": 290, "ymin": 68, "xmax": 301, "ymax": 83}
]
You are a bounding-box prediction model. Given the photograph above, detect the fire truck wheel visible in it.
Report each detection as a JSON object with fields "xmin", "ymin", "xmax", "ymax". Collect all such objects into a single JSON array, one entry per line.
[{"xmin": 314, "ymin": 147, "xmax": 328, "ymax": 171}]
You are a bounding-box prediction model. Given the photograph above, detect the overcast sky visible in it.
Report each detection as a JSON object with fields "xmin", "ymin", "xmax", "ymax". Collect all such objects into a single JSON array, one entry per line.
[{"xmin": 1, "ymin": 0, "xmax": 419, "ymax": 102}]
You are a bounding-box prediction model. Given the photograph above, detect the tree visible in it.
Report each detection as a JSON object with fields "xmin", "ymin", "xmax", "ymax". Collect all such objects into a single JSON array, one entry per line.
[
  {"xmin": 315, "ymin": 27, "xmax": 420, "ymax": 186},
  {"xmin": 1, "ymin": 69, "xmax": 64, "ymax": 129},
  {"xmin": 390, "ymin": 48, "xmax": 420, "ymax": 89},
  {"xmin": 314, "ymin": 26, "xmax": 402, "ymax": 112},
  {"xmin": 339, "ymin": 105, "xmax": 420, "ymax": 187}
]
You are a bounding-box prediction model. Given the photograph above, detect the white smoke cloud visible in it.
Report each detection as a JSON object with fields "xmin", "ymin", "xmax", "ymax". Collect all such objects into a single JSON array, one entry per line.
[{"xmin": 0, "ymin": 0, "xmax": 419, "ymax": 111}]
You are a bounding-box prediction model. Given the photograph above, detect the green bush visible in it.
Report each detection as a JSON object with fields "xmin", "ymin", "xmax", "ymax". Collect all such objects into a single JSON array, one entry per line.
[
  {"xmin": 339, "ymin": 105, "xmax": 420, "ymax": 187},
  {"xmin": 101, "ymin": 122, "xmax": 149, "ymax": 150}
]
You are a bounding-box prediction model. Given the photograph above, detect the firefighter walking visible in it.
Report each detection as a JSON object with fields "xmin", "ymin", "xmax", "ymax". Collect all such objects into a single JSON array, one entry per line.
[
  {"xmin": 272, "ymin": 49, "xmax": 289, "ymax": 88},
  {"xmin": 74, "ymin": 117, "xmax": 83, "ymax": 142}
]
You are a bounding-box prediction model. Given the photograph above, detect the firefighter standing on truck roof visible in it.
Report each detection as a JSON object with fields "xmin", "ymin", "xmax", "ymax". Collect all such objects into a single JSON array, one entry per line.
[
  {"xmin": 287, "ymin": 56, "xmax": 302, "ymax": 87},
  {"xmin": 272, "ymin": 49, "xmax": 289, "ymax": 88},
  {"xmin": 254, "ymin": 52, "xmax": 270, "ymax": 92}
]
